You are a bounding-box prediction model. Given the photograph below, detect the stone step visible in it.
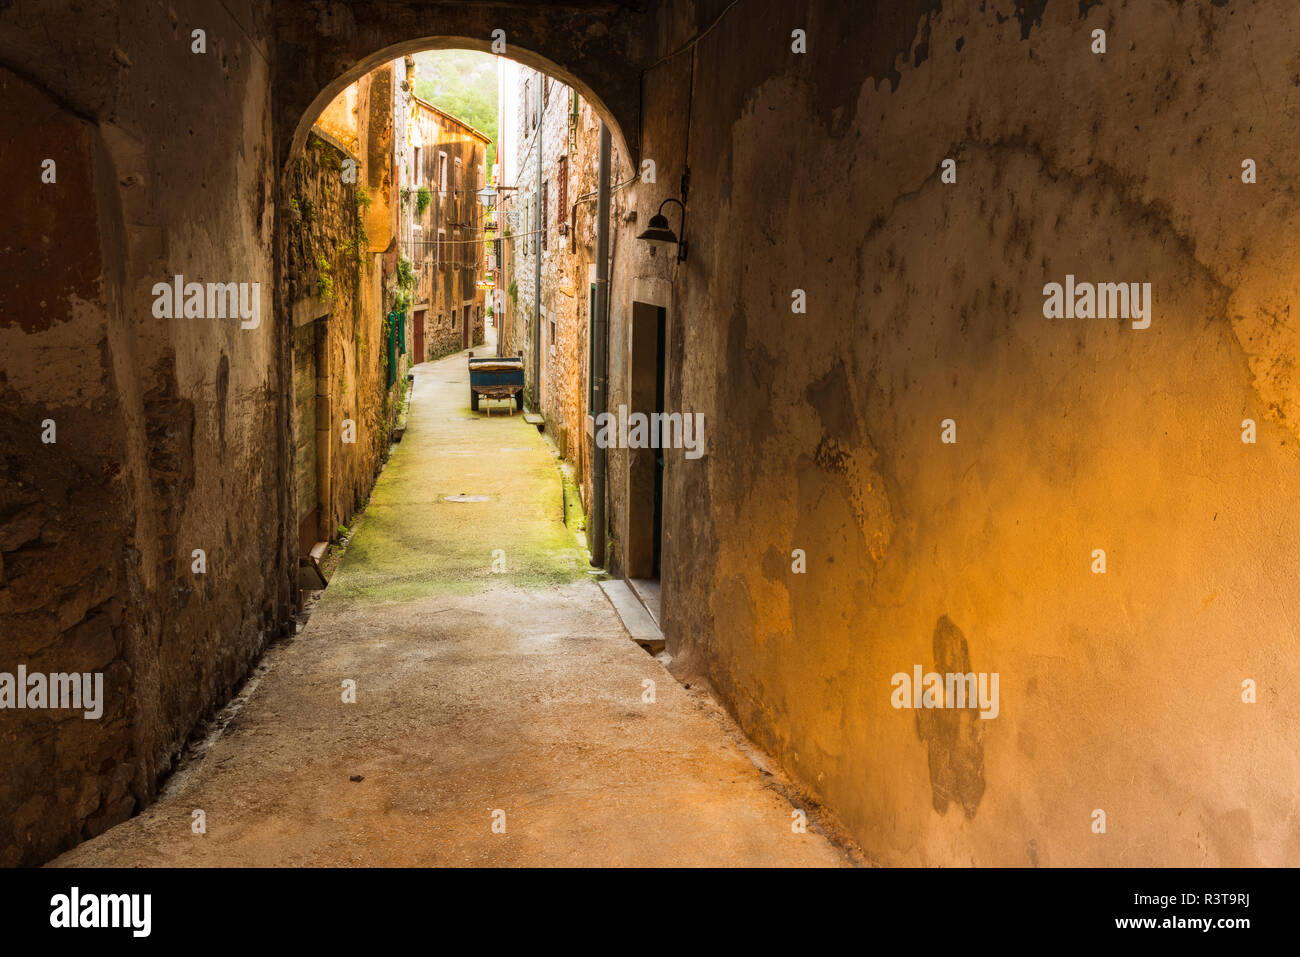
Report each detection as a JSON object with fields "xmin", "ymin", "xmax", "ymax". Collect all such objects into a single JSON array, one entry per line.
[{"xmin": 598, "ymin": 578, "xmax": 665, "ymax": 654}]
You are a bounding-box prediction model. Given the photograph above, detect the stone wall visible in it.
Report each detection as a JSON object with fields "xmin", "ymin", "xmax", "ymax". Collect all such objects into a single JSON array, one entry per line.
[
  {"xmin": 402, "ymin": 92, "xmax": 490, "ymax": 363},
  {"xmin": 0, "ymin": 0, "xmax": 645, "ymax": 868},
  {"xmin": 285, "ymin": 115, "xmax": 400, "ymax": 550},
  {"xmin": 0, "ymin": 0, "xmax": 288, "ymax": 865},
  {"xmin": 509, "ymin": 74, "xmax": 631, "ymax": 503},
  {"xmin": 638, "ymin": 0, "xmax": 1300, "ymax": 865}
]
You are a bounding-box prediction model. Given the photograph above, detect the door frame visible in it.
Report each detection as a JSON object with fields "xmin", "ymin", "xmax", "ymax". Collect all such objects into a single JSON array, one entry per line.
[{"xmin": 412, "ymin": 307, "xmax": 425, "ymax": 363}]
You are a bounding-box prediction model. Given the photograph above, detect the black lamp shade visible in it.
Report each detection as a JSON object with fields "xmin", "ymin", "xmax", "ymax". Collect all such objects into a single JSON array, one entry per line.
[{"xmin": 637, "ymin": 213, "xmax": 678, "ymax": 246}]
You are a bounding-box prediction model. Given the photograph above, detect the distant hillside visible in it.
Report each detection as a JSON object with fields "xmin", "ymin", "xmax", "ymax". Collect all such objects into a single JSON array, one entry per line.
[{"xmin": 413, "ymin": 50, "xmax": 498, "ymax": 171}]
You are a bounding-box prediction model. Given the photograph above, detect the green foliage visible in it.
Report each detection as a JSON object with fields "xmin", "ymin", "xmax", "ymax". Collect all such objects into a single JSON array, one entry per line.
[
  {"xmin": 416, "ymin": 185, "xmax": 432, "ymax": 216},
  {"xmin": 356, "ymin": 186, "xmax": 372, "ymax": 209},
  {"xmin": 316, "ymin": 255, "xmax": 334, "ymax": 302},
  {"xmin": 396, "ymin": 256, "xmax": 415, "ymax": 292},
  {"xmin": 413, "ymin": 50, "xmax": 498, "ymax": 170},
  {"xmin": 508, "ymin": 279, "xmax": 518, "ymax": 302}
]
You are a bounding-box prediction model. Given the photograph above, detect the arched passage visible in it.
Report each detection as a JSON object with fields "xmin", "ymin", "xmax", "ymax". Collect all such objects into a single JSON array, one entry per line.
[
  {"xmin": 276, "ymin": 39, "xmax": 638, "ymax": 562},
  {"xmin": 272, "ymin": 3, "xmax": 646, "ymax": 174}
]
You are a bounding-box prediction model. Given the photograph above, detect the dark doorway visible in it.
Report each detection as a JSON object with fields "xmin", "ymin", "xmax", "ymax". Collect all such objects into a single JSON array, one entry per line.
[
  {"xmin": 628, "ymin": 301, "xmax": 666, "ymax": 583},
  {"xmin": 413, "ymin": 307, "xmax": 425, "ymax": 363},
  {"xmin": 462, "ymin": 304, "xmax": 471, "ymax": 350},
  {"xmin": 652, "ymin": 304, "xmax": 665, "ymax": 578}
]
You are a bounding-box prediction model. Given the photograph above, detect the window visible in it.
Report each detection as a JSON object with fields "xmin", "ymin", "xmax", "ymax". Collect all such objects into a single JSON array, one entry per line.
[
  {"xmin": 437, "ymin": 228, "xmax": 446, "ymax": 268},
  {"xmin": 412, "ymin": 224, "xmax": 423, "ymax": 263},
  {"xmin": 438, "ymin": 152, "xmax": 448, "ymax": 192},
  {"xmin": 413, "ymin": 147, "xmax": 421, "ymax": 188},
  {"xmin": 556, "ymin": 156, "xmax": 568, "ymax": 237},
  {"xmin": 454, "ymin": 157, "xmax": 463, "ymax": 220},
  {"xmin": 541, "ymin": 181, "xmax": 548, "ymax": 251},
  {"xmin": 453, "ymin": 229, "xmax": 460, "ymax": 269}
]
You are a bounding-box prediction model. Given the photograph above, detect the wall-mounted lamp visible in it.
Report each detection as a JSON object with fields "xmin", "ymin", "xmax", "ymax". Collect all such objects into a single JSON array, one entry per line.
[
  {"xmin": 476, "ymin": 185, "xmax": 497, "ymax": 209},
  {"xmin": 637, "ymin": 197, "xmax": 687, "ymax": 262}
]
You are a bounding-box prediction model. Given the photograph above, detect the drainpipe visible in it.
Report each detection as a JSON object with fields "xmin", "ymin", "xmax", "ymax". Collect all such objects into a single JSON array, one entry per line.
[
  {"xmin": 532, "ymin": 77, "xmax": 543, "ymax": 411},
  {"xmin": 590, "ymin": 123, "xmax": 611, "ymax": 568}
]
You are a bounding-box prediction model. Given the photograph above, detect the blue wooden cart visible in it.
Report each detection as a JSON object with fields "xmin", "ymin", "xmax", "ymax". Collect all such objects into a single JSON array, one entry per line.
[{"xmin": 468, "ymin": 352, "xmax": 525, "ymax": 414}]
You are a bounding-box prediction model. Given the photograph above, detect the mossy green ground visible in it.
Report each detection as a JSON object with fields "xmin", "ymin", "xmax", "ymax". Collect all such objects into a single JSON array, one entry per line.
[{"xmin": 323, "ymin": 349, "xmax": 591, "ymax": 604}]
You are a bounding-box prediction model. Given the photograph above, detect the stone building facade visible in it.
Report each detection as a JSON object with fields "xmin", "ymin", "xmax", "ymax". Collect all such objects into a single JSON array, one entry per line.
[
  {"xmin": 400, "ymin": 92, "xmax": 489, "ymax": 363},
  {"xmin": 502, "ymin": 70, "xmax": 632, "ymax": 510},
  {"xmin": 286, "ymin": 64, "xmax": 408, "ymax": 567}
]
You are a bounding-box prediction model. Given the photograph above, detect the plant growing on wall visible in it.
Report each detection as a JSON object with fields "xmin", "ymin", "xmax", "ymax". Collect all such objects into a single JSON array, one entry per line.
[
  {"xmin": 317, "ymin": 255, "xmax": 334, "ymax": 303},
  {"xmin": 396, "ymin": 256, "xmax": 415, "ymax": 292},
  {"xmin": 356, "ymin": 186, "xmax": 373, "ymax": 210},
  {"xmin": 354, "ymin": 218, "xmax": 369, "ymax": 262},
  {"xmin": 416, "ymin": 185, "xmax": 432, "ymax": 216}
]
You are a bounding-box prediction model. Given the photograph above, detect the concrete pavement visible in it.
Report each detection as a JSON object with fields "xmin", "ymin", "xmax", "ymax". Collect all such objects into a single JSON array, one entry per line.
[{"xmin": 53, "ymin": 347, "xmax": 849, "ymax": 867}]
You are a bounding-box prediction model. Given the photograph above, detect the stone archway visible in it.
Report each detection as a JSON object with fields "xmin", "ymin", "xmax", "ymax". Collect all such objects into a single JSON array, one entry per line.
[{"xmin": 271, "ymin": 1, "xmax": 647, "ymax": 174}]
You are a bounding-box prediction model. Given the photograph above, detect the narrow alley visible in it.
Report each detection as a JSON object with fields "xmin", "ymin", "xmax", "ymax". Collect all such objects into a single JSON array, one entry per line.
[
  {"xmin": 51, "ymin": 348, "xmax": 846, "ymax": 868},
  {"xmin": 7, "ymin": 1, "xmax": 1300, "ymax": 924}
]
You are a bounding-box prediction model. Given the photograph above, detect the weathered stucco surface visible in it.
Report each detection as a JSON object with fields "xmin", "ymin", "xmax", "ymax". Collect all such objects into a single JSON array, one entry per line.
[
  {"xmin": 647, "ymin": 0, "xmax": 1300, "ymax": 865},
  {"xmin": 0, "ymin": 0, "xmax": 288, "ymax": 865}
]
